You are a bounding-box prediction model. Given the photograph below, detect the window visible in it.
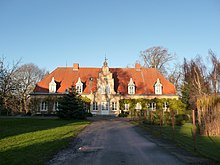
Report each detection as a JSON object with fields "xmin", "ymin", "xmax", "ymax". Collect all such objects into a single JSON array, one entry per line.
[
  {"xmin": 154, "ymin": 78, "xmax": 162, "ymax": 94},
  {"xmin": 163, "ymin": 102, "xmax": 169, "ymax": 112},
  {"xmin": 112, "ymin": 102, "xmax": 117, "ymax": 111},
  {"xmin": 49, "ymin": 77, "xmax": 56, "ymax": 93},
  {"xmin": 128, "ymin": 78, "xmax": 135, "ymax": 94},
  {"xmin": 124, "ymin": 104, "xmax": 129, "ymax": 111},
  {"xmin": 76, "ymin": 77, "xmax": 83, "ymax": 94},
  {"xmin": 100, "ymin": 85, "xmax": 105, "ymax": 94},
  {"xmin": 41, "ymin": 101, "xmax": 48, "ymax": 111},
  {"xmin": 83, "ymin": 103, "xmax": 89, "ymax": 112},
  {"xmin": 135, "ymin": 102, "xmax": 142, "ymax": 110},
  {"xmin": 93, "ymin": 102, "xmax": 98, "ymax": 111},
  {"xmin": 106, "ymin": 85, "xmax": 110, "ymax": 94},
  {"xmin": 149, "ymin": 102, "xmax": 156, "ymax": 111},
  {"xmin": 101, "ymin": 102, "xmax": 109, "ymax": 111},
  {"xmin": 54, "ymin": 102, "xmax": 59, "ymax": 111},
  {"xmin": 76, "ymin": 85, "xmax": 82, "ymax": 93}
]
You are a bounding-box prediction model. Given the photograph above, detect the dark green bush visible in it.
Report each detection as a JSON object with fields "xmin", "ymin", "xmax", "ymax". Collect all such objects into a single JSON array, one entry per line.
[
  {"xmin": 163, "ymin": 112, "xmax": 171, "ymax": 125},
  {"xmin": 175, "ymin": 114, "xmax": 186, "ymax": 126},
  {"xmin": 85, "ymin": 112, "xmax": 93, "ymax": 117},
  {"xmin": 26, "ymin": 111, "xmax": 32, "ymax": 116},
  {"xmin": 57, "ymin": 86, "xmax": 86, "ymax": 119},
  {"xmin": 118, "ymin": 111, "xmax": 129, "ymax": 117}
]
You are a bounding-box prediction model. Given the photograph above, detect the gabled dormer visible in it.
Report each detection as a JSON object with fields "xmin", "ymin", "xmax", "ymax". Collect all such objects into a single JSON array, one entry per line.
[
  {"xmin": 128, "ymin": 78, "xmax": 135, "ymax": 94},
  {"xmin": 49, "ymin": 77, "xmax": 56, "ymax": 93},
  {"xmin": 76, "ymin": 77, "xmax": 83, "ymax": 94},
  {"xmin": 154, "ymin": 78, "xmax": 162, "ymax": 94}
]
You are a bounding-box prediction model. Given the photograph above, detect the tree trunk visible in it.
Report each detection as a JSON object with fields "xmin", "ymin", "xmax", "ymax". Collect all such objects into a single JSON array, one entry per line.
[
  {"xmin": 144, "ymin": 110, "xmax": 147, "ymax": 120},
  {"xmin": 192, "ymin": 109, "xmax": 197, "ymax": 151},
  {"xmin": 172, "ymin": 110, "xmax": 175, "ymax": 140}
]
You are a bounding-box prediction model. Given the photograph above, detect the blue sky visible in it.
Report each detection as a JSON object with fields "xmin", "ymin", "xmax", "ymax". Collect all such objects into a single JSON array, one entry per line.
[{"xmin": 0, "ymin": 0, "xmax": 220, "ymax": 72}]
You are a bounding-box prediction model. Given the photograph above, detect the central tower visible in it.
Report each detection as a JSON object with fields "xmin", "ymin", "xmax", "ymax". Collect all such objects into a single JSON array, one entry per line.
[{"xmin": 95, "ymin": 59, "xmax": 116, "ymax": 114}]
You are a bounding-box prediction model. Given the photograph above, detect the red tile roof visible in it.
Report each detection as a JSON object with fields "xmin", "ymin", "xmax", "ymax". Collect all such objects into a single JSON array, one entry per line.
[{"xmin": 34, "ymin": 66, "xmax": 176, "ymax": 95}]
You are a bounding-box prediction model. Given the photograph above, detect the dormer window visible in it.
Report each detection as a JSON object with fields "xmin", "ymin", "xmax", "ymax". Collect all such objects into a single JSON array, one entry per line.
[
  {"xmin": 49, "ymin": 77, "xmax": 56, "ymax": 93},
  {"xmin": 76, "ymin": 77, "xmax": 83, "ymax": 94},
  {"xmin": 128, "ymin": 78, "xmax": 135, "ymax": 94},
  {"xmin": 154, "ymin": 78, "xmax": 162, "ymax": 94}
]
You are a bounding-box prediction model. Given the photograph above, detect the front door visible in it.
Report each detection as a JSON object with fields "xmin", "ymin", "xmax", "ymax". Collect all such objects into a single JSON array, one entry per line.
[{"xmin": 101, "ymin": 102, "xmax": 109, "ymax": 115}]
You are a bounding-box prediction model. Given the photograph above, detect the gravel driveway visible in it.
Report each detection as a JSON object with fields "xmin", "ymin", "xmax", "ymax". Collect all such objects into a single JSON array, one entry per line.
[{"xmin": 47, "ymin": 117, "xmax": 192, "ymax": 165}]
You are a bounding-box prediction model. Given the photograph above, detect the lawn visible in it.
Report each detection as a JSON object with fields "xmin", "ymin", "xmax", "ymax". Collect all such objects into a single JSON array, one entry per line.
[
  {"xmin": 134, "ymin": 121, "xmax": 220, "ymax": 163},
  {"xmin": 0, "ymin": 118, "xmax": 90, "ymax": 165}
]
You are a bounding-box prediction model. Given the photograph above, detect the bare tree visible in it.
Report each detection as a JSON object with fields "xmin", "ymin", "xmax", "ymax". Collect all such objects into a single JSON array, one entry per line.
[
  {"xmin": 182, "ymin": 56, "xmax": 211, "ymax": 109},
  {"xmin": 168, "ymin": 63, "xmax": 183, "ymax": 96},
  {"xmin": 140, "ymin": 46, "xmax": 176, "ymax": 75},
  {"xmin": 208, "ymin": 49, "xmax": 220, "ymax": 94},
  {"xmin": 0, "ymin": 57, "xmax": 21, "ymax": 115},
  {"xmin": 13, "ymin": 63, "xmax": 46, "ymax": 113}
]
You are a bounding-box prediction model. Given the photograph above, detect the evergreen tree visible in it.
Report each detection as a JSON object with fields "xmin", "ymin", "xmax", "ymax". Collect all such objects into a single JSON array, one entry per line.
[{"xmin": 57, "ymin": 86, "xmax": 86, "ymax": 119}]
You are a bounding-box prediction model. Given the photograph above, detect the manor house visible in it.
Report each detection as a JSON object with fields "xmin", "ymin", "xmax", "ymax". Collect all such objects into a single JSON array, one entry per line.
[{"xmin": 30, "ymin": 60, "xmax": 178, "ymax": 115}]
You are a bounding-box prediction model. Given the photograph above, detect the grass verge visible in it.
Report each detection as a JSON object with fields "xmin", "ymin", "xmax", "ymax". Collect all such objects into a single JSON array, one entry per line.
[
  {"xmin": 133, "ymin": 121, "xmax": 220, "ymax": 163},
  {"xmin": 0, "ymin": 118, "xmax": 90, "ymax": 165}
]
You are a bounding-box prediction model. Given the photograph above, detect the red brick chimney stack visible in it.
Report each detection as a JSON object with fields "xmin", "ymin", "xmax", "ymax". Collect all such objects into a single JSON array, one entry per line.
[
  {"xmin": 135, "ymin": 63, "xmax": 141, "ymax": 71},
  {"xmin": 73, "ymin": 63, "xmax": 79, "ymax": 71}
]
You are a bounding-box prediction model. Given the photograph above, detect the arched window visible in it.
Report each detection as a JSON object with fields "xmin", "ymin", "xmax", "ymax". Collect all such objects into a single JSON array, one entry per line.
[
  {"xmin": 154, "ymin": 78, "xmax": 162, "ymax": 95},
  {"xmin": 76, "ymin": 77, "xmax": 83, "ymax": 94},
  {"xmin": 128, "ymin": 78, "xmax": 135, "ymax": 94}
]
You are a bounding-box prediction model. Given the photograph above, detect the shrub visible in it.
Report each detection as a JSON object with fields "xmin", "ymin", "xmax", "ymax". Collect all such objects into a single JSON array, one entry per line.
[
  {"xmin": 26, "ymin": 111, "xmax": 32, "ymax": 116},
  {"xmin": 85, "ymin": 112, "xmax": 93, "ymax": 117},
  {"xmin": 163, "ymin": 112, "xmax": 171, "ymax": 125},
  {"xmin": 175, "ymin": 114, "xmax": 186, "ymax": 126},
  {"xmin": 57, "ymin": 86, "xmax": 86, "ymax": 119},
  {"xmin": 118, "ymin": 111, "xmax": 129, "ymax": 117}
]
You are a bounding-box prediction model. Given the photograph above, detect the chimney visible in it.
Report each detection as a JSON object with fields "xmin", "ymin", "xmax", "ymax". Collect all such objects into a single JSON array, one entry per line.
[
  {"xmin": 73, "ymin": 63, "xmax": 79, "ymax": 71},
  {"xmin": 135, "ymin": 63, "xmax": 141, "ymax": 71}
]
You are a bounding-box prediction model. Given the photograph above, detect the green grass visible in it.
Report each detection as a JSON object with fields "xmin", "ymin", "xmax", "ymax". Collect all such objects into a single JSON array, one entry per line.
[
  {"xmin": 0, "ymin": 118, "xmax": 90, "ymax": 165},
  {"xmin": 134, "ymin": 121, "xmax": 220, "ymax": 163}
]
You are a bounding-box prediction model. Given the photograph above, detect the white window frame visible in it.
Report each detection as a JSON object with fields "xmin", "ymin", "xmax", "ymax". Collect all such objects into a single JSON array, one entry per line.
[
  {"xmin": 92, "ymin": 102, "xmax": 98, "ymax": 111},
  {"xmin": 101, "ymin": 102, "xmax": 109, "ymax": 111},
  {"xmin": 128, "ymin": 78, "xmax": 135, "ymax": 95},
  {"xmin": 41, "ymin": 101, "xmax": 48, "ymax": 111},
  {"xmin": 53, "ymin": 101, "xmax": 59, "ymax": 111},
  {"xmin": 76, "ymin": 77, "xmax": 83, "ymax": 94},
  {"xmin": 124, "ymin": 104, "xmax": 129, "ymax": 111},
  {"xmin": 163, "ymin": 102, "xmax": 169, "ymax": 112},
  {"xmin": 49, "ymin": 77, "xmax": 56, "ymax": 93},
  {"xmin": 149, "ymin": 102, "xmax": 156, "ymax": 111},
  {"xmin": 76, "ymin": 85, "xmax": 83, "ymax": 94},
  {"xmin": 112, "ymin": 102, "xmax": 117, "ymax": 111},
  {"xmin": 154, "ymin": 78, "xmax": 162, "ymax": 95},
  {"xmin": 135, "ymin": 102, "xmax": 142, "ymax": 110}
]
